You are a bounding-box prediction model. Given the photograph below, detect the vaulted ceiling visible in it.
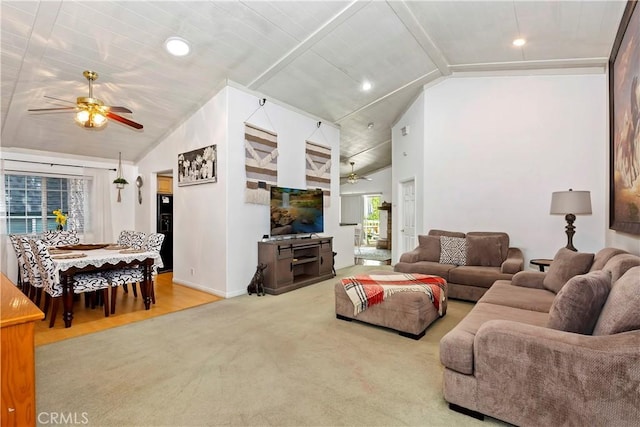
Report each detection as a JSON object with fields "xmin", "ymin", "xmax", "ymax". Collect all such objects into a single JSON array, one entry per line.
[{"xmin": 1, "ymin": 1, "xmax": 627, "ymax": 178}]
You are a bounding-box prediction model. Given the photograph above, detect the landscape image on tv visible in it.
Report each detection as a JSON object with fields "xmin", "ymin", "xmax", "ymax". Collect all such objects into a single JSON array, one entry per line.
[{"xmin": 270, "ymin": 187, "xmax": 324, "ymax": 236}]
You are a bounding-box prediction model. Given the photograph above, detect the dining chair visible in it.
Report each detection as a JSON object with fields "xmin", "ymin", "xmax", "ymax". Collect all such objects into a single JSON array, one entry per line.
[
  {"xmin": 9, "ymin": 234, "xmax": 29, "ymax": 294},
  {"xmin": 106, "ymin": 233, "xmax": 164, "ymax": 311},
  {"xmin": 119, "ymin": 230, "xmax": 148, "ymax": 296},
  {"xmin": 19, "ymin": 236, "xmax": 45, "ymax": 307},
  {"xmin": 117, "ymin": 230, "xmax": 134, "ymax": 246},
  {"xmin": 44, "ymin": 229, "xmax": 80, "ymax": 246},
  {"xmin": 31, "ymin": 239, "xmax": 110, "ymax": 327},
  {"xmin": 128, "ymin": 231, "xmax": 147, "ymax": 249}
]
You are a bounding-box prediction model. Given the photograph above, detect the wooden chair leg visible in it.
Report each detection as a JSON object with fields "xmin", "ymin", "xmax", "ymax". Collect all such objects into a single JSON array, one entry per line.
[
  {"xmin": 123, "ymin": 283, "xmax": 129, "ymax": 294},
  {"xmin": 110, "ymin": 286, "xmax": 118, "ymax": 315},
  {"xmin": 42, "ymin": 294, "xmax": 51, "ymax": 320},
  {"xmin": 29, "ymin": 284, "xmax": 36, "ymax": 302},
  {"xmin": 49, "ymin": 298, "xmax": 59, "ymax": 328},
  {"xmin": 35, "ymin": 287, "xmax": 43, "ymax": 308},
  {"xmin": 131, "ymin": 283, "xmax": 138, "ymax": 298},
  {"xmin": 102, "ymin": 289, "xmax": 109, "ymax": 317}
]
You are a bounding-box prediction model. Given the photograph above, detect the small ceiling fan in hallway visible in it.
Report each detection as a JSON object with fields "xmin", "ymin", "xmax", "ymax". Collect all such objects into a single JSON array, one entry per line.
[
  {"xmin": 28, "ymin": 70, "xmax": 143, "ymax": 130},
  {"xmin": 342, "ymin": 161, "xmax": 372, "ymax": 184}
]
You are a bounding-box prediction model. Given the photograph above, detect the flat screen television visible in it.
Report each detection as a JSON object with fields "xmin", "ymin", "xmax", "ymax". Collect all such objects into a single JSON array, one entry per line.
[{"xmin": 270, "ymin": 186, "xmax": 324, "ymax": 236}]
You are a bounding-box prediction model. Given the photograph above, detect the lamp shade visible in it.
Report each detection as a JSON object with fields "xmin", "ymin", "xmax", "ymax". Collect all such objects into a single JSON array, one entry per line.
[{"xmin": 550, "ymin": 190, "xmax": 592, "ymax": 215}]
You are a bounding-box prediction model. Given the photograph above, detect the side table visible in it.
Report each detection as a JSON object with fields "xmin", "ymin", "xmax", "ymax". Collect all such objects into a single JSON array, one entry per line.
[{"xmin": 530, "ymin": 258, "xmax": 552, "ymax": 272}]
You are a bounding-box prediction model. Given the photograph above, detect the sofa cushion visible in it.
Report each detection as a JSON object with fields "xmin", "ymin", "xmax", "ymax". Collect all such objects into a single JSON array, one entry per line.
[
  {"xmin": 603, "ymin": 253, "xmax": 640, "ymax": 282},
  {"xmin": 547, "ymin": 270, "xmax": 611, "ymax": 335},
  {"xmin": 440, "ymin": 302, "xmax": 549, "ymax": 374},
  {"xmin": 542, "ymin": 248, "xmax": 594, "ymax": 294},
  {"xmin": 593, "ymin": 266, "xmax": 640, "ymax": 335},
  {"xmin": 440, "ymin": 236, "xmax": 467, "ymax": 266},
  {"xmin": 589, "ymin": 248, "xmax": 628, "ymax": 272},
  {"xmin": 417, "ymin": 235, "xmax": 440, "ymax": 262},
  {"xmin": 449, "ymin": 266, "xmax": 513, "ymax": 289},
  {"xmin": 466, "ymin": 235, "xmax": 504, "ymax": 267},
  {"xmin": 479, "ymin": 281, "xmax": 556, "ymax": 313},
  {"xmin": 429, "ymin": 229, "xmax": 465, "ymax": 238},
  {"xmin": 466, "ymin": 232, "xmax": 509, "ymax": 262},
  {"xmin": 393, "ymin": 261, "xmax": 455, "ymax": 281}
]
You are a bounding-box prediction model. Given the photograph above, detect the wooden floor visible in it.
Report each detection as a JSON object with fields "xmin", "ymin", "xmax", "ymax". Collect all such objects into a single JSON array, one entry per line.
[{"xmin": 34, "ymin": 272, "xmax": 222, "ymax": 347}]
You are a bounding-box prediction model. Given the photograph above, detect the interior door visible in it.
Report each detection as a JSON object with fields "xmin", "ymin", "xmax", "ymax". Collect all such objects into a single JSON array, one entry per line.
[{"xmin": 400, "ymin": 179, "xmax": 416, "ymax": 255}]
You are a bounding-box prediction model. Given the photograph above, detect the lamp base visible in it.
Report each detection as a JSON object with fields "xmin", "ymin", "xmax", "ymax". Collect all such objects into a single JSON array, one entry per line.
[{"xmin": 565, "ymin": 213, "xmax": 577, "ymax": 251}]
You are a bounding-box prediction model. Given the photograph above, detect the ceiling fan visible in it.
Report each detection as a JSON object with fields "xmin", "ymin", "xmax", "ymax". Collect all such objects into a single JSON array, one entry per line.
[
  {"xmin": 28, "ymin": 70, "xmax": 143, "ymax": 130},
  {"xmin": 342, "ymin": 161, "xmax": 372, "ymax": 184}
]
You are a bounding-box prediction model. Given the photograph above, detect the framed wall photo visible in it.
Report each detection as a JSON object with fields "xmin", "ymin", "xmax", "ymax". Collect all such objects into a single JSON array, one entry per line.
[
  {"xmin": 609, "ymin": 0, "xmax": 640, "ymax": 235},
  {"xmin": 177, "ymin": 145, "xmax": 217, "ymax": 186}
]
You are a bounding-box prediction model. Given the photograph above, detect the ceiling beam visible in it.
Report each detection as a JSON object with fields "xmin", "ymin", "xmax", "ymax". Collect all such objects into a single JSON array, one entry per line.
[
  {"xmin": 341, "ymin": 138, "xmax": 391, "ymax": 162},
  {"xmin": 247, "ymin": 0, "xmax": 369, "ymax": 90},
  {"xmin": 386, "ymin": 1, "xmax": 451, "ymax": 77},
  {"xmin": 335, "ymin": 69, "xmax": 439, "ymax": 124}
]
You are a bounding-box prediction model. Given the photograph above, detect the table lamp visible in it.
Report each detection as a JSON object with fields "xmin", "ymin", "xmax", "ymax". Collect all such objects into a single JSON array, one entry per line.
[{"xmin": 550, "ymin": 189, "xmax": 592, "ymax": 251}]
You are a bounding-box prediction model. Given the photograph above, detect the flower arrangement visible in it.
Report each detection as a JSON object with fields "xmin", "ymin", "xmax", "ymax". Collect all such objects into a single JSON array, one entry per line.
[{"xmin": 53, "ymin": 209, "xmax": 67, "ymax": 230}]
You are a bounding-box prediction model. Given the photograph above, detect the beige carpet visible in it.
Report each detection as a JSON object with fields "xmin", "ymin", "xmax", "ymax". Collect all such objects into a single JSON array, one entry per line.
[{"xmin": 35, "ymin": 264, "xmax": 507, "ymax": 426}]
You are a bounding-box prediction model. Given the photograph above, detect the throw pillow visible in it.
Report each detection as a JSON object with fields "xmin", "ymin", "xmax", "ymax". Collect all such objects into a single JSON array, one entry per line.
[
  {"xmin": 439, "ymin": 236, "xmax": 467, "ymax": 266},
  {"xmin": 466, "ymin": 235, "xmax": 503, "ymax": 267},
  {"xmin": 593, "ymin": 266, "xmax": 640, "ymax": 335},
  {"xmin": 417, "ymin": 235, "xmax": 440, "ymax": 262},
  {"xmin": 547, "ymin": 270, "xmax": 611, "ymax": 335},
  {"xmin": 543, "ymin": 248, "xmax": 594, "ymax": 294}
]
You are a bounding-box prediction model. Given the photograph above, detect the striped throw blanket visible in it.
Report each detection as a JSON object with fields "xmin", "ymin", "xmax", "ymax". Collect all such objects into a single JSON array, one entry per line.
[{"xmin": 341, "ymin": 273, "xmax": 446, "ymax": 316}]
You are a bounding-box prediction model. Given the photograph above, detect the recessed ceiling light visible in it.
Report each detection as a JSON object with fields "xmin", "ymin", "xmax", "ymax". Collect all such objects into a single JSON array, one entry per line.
[
  {"xmin": 165, "ymin": 37, "xmax": 190, "ymax": 56},
  {"xmin": 367, "ymin": 122, "xmax": 374, "ymax": 129},
  {"xmin": 512, "ymin": 38, "xmax": 526, "ymax": 47},
  {"xmin": 361, "ymin": 80, "xmax": 372, "ymax": 91}
]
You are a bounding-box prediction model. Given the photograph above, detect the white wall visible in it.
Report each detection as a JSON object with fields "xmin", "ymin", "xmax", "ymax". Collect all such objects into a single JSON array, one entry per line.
[
  {"xmin": 400, "ymin": 74, "xmax": 611, "ymax": 263},
  {"xmin": 136, "ymin": 88, "xmax": 229, "ymax": 296},
  {"xmin": 391, "ymin": 91, "xmax": 425, "ymax": 261},
  {"xmin": 226, "ymin": 86, "xmax": 344, "ymax": 296},
  {"xmin": 136, "ymin": 85, "xmax": 345, "ymax": 298}
]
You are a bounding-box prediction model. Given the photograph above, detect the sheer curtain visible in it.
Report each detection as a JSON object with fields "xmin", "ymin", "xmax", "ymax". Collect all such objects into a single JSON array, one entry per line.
[
  {"xmin": 0, "ymin": 159, "xmax": 11, "ymax": 278},
  {"xmin": 85, "ymin": 168, "xmax": 113, "ymax": 243}
]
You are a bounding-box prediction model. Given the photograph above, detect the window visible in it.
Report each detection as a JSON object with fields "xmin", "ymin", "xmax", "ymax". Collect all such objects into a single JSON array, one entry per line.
[{"xmin": 4, "ymin": 174, "xmax": 86, "ymax": 234}]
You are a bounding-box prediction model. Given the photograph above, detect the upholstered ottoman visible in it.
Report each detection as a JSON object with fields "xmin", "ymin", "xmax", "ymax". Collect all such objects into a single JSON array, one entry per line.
[{"xmin": 334, "ymin": 271, "xmax": 447, "ymax": 339}]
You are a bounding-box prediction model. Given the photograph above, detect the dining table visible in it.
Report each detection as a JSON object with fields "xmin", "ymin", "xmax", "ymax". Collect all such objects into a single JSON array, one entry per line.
[{"xmin": 51, "ymin": 244, "xmax": 162, "ymax": 328}]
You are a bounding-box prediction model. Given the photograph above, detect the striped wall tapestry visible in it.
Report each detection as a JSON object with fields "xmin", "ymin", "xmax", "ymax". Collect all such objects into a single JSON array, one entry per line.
[
  {"xmin": 305, "ymin": 141, "xmax": 331, "ymax": 207},
  {"xmin": 245, "ymin": 124, "xmax": 278, "ymax": 205}
]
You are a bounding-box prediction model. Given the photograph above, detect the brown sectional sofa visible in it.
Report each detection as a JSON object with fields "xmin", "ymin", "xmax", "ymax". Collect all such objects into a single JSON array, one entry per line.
[
  {"xmin": 394, "ymin": 230, "xmax": 524, "ymax": 301},
  {"xmin": 440, "ymin": 247, "xmax": 640, "ymax": 426}
]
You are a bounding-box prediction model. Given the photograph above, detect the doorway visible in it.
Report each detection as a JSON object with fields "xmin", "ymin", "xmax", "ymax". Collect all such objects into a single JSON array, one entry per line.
[{"xmin": 156, "ymin": 174, "xmax": 173, "ymax": 272}]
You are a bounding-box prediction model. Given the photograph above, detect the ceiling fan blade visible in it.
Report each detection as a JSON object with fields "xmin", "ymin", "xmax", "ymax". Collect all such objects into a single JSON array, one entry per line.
[
  {"xmin": 106, "ymin": 106, "xmax": 133, "ymax": 114},
  {"xmin": 28, "ymin": 107, "xmax": 77, "ymax": 112},
  {"xmin": 107, "ymin": 112, "xmax": 143, "ymax": 129},
  {"xmin": 44, "ymin": 95, "xmax": 76, "ymax": 104}
]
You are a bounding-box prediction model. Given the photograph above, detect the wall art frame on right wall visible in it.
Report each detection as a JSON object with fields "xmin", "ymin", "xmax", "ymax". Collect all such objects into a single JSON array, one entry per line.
[{"xmin": 609, "ymin": 0, "xmax": 640, "ymax": 235}]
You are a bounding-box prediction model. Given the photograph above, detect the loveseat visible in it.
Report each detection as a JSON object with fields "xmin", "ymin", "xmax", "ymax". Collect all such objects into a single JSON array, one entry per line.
[
  {"xmin": 394, "ymin": 230, "xmax": 524, "ymax": 301},
  {"xmin": 440, "ymin": 247, "xmax": 640, "ymax": 426}
]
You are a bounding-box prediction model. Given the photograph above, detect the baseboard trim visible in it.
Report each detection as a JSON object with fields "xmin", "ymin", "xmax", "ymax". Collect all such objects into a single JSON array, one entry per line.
[{"xmin": 449, "ymin": 403, "xmax": 485, "ymax": 421}]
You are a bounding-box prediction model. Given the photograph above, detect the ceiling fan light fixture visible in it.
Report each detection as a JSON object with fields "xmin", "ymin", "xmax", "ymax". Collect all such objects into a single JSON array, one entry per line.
[
  {"xmin": 75, "ymin": 109, "xmax": 107, "ymax": 128},
  {"xmin": 347, "ymin": 174, "xmax": 358, "ymax": 184},
  {"xmin": 165, "ymin": 37, "xmax": 191, "ymax": 56}
]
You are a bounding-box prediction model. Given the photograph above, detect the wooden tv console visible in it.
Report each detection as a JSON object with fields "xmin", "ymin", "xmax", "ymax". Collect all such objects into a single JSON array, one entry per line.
[{"xmin": 258, "ymin": 237, "xmax": 334, "ymax": 295}]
